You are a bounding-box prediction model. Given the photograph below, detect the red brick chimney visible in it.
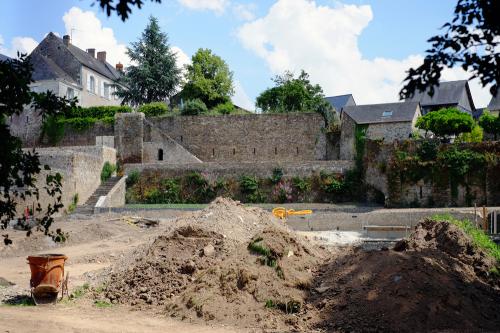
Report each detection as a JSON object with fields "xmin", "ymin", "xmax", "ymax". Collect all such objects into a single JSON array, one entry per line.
[
  {"xmin": 97, "ymin": 51, "xmax": 106, "ymax": 62},
  {"xmin": 86, "ymin": 48, "xmax": 95, "ymax": 58},
  {"xmin": 63, "ymin": 35, "xmax": 71, "ymax": 46},
  {"xmin": 115, "ymin": 62, "xmax": 124, "ymax": 72}
]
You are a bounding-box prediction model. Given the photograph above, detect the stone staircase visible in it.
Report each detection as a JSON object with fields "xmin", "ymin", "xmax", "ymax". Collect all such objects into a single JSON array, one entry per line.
[{"xmin": 73, "ymin": 177, "xmax": 120, "ymax": 215}]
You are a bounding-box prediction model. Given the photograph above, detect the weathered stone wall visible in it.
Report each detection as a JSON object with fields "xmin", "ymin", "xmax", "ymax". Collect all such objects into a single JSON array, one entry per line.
[
  {"xmin": 124, "ymin": 160, "xmax": 354, "ymax": 180},
  {"xmin": 366, "ymin": 122, "xmax": 414, "ymax": 142},
  {"xmin": 364, "ymin": 140, "xmax": 500, "ymax": 207},
  {"xmin": 36, "ymin": 146, "xmax": 117, "ymax": 206},
  {"xmin": 115, "ymin": 113, "xmax": 144, "ymax": 163},
  {"xmin": 339, "ymin": 114, "xmax": 356, "ymax": 160},
  {"xmin": 148, "ymin": 113, "xmax": 327, "ymax": 162},
  {"xmin": 143, "ymin": 119, "xmax": 201, "ymax": 164}
]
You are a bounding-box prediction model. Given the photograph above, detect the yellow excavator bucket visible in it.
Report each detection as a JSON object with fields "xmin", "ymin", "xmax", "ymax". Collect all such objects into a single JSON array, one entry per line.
[{"xmin": 272, "ymin": 207, "xmax": 312, "ymax": 220}]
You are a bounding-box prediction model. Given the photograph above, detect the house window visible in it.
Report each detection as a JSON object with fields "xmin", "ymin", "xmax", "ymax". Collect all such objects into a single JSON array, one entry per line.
[
  {"xmin": 66, "ymin": 87, "xmax": 74, "ymax": 99},
  {"xmin": 103, "ymin": 83, "xmax": 110, "ymax": 99},
  {"xmin": 158, "ymin": 149, "xmax": 164, "ymax": 161},
  {"xmin": 382, "ymin": 111, "xmax": 393, "ymax": 117},
  {"xmin": 89, "ymin": 75, "xmax": 95, "ymax": 93}
]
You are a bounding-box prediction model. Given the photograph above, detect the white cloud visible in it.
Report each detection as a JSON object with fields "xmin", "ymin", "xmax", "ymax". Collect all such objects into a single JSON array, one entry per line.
[
  {"xmin": 63, "ymin": 7, "xmax": 129, "ymax": 67},
  {"xmin": 178, "ymin": 0, "xmax": 229, "ymax": 14},
  {"xmin": 233, "ymin": 3, "xmax": 256, "ymax": 21},
  {"xmin": 233, "ymin": 80, "xmax": 255, "ymax": 111},
  {"xmin": 0, "ymin": 34, "xmax": 38, "ymax": 58},
  {"xmin": 237, "ymin": 0, "xmax": 491, "ymax": 107}
]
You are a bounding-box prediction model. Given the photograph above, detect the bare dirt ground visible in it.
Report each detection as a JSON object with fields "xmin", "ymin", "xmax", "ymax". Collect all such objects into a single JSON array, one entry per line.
[
  {"xmin": 1, "ymin": 199, "xmax": 500, "ymax": 333},
  {"xmin": 0, "ymin": 209, "xmax": 247, "ymax": 333}
]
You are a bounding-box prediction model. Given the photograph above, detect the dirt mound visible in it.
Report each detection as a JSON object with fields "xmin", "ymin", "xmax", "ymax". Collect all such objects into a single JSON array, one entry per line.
[
  {"xmin": 394, "ymin": 218, "xmax": 497, "ymax": 277},
  {"xmin": 102, "ymin": 198, "xmax": 325, "ymax": 331},
  {"xmin": 306, "ymin": 219, "xmax": 500, "ymax": 332}
]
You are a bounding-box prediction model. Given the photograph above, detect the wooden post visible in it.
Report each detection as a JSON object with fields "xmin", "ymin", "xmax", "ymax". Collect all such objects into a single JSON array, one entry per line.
[{"xmin": 474, "ymin": 203, "xmax": 477, "ymax": 227}]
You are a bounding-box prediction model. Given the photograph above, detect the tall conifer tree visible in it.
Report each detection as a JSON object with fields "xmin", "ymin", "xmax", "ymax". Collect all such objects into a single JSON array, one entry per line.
[{"xmin": 117, "ymin": 16, "xmax": 181, "ymax": 106}]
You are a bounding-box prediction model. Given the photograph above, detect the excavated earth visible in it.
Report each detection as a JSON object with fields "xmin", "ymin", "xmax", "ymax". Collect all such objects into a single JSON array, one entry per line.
[
  {"xmin": 99, "ymin": 200, "xmax": 500, "ymax": 332},
  {"xmin": 103, "ymin": 198, "xmax": 327, "ymax": 331},
  {"xmin": 306, "ymin": 218, "xmax": 500, "ymax": 332}
]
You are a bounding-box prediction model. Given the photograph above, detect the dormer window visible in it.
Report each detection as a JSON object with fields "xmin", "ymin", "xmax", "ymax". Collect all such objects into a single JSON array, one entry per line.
[{"xmin": 382, "ymin": 111, "xmax": 393, "ymax": 117}]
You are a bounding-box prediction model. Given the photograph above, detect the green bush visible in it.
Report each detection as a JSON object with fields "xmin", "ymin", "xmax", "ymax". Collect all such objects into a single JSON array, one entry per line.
[
  {"xmin": 138, "ymin": 102, "xmax": 168, "ymax": 117},
  {"xmin": 292, "ymin": 177, "xmax": 311, "ymax": 193},
  {"xmin": 181, "ymin": 99, "xmax": 208, "ymax": 116},
  {"xmin": 270, "ymin": 168, "xmax": 284, "ymax": 184},
  {"xmin": 100, "ymin": 162, "xmax": 116, "ymax": 182},
  {"xmin": 416, "ymin": 107, "xmax": 474, "ymax": 139},
  {"xmin": 66, "ymin": 105, "xmax": 132, "ymax": 119},
  {"xmin": 239, "ymin": 175, "xmax": 259, "ymax": 194},
  {"xmin": 456, "ymin": 123, "xmax": 484, "ymax": 143},
  {"xmin": 126, "ymin": 170, "xmax": 140, "ymax": 187},
  {"xmin": 42, "ymin": 115, "xmax": 65, "ymax": 144},
  {"xmin": 61, "ymin": 117, "xmax": 97, "ymax": 131},
  {"xmin": 212, "ymin": 101, "xmax": 234, "ymax": 115},
  {"xmin": 479, "ymin": 110, "xmax": 500, "ymax": 140},
  {"xmin": 67, "ymin": 193, "xmax": 79, "ymax": 213}
]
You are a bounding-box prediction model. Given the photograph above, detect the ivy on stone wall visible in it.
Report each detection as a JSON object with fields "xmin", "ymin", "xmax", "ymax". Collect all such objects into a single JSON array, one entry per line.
[{"xmin": 386, "ymin": 140, "xmax": 499, "ymax": 207}]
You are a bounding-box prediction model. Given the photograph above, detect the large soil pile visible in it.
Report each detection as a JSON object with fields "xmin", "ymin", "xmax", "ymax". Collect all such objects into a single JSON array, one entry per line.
[
  {"xmin": 103, "ymin": 198, "xmax": 325, "ymax": 331},
  {"xmin": 306, "ymin": 218, "xmax": 500, "ymax": 332}
]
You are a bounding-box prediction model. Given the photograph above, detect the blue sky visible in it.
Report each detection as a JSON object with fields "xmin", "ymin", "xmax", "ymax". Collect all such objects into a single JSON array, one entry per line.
[{"xmin": 0, "ymin": 0, "xmax": 492, "ymax": 108}]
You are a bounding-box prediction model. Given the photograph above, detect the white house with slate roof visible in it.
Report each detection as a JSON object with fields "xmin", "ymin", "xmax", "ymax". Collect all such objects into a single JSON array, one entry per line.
[
  {"xmin": 340, "ymin": 102, "xmax": 422, "ymax": 160},
  {"xmin": 29, "ymin": 32, "xmax": 124, "ymax": 107}
]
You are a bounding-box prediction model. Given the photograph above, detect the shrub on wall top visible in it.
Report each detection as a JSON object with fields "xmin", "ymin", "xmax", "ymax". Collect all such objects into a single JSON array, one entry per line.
[
  {"xmin": 66, "ymin": 105, "xmax": 132, "ymax": 119},
  {"xmin": 138, "ymin": 102, "xmax": 169, "ymax": 117},
  {"xmin": 181, "ymin": 99, "xmax": 208, "ymax": 116},
  {"xmin": 212, "ymin": 101, "xmax": 235, "ymax": 115}
]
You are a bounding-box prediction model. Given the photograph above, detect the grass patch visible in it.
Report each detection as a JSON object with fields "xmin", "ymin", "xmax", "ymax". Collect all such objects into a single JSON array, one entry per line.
[
  {"xmin": 70, "ymin": 283, "xmax": 90, "ymax": 300},
  {"xmin": 432, "ymin": 214, "xmax": 500, "ymax": 262},
  {"xmin": 94, "ymin": 300, "xmax": 113, "ymax": 308},
  {"xmin": 264, "ymin": 299, "xmax": 301, "ymax": 314},
  {"xmin": 2, "ymin": 295, "xmax": 35, "ymax": 306}
]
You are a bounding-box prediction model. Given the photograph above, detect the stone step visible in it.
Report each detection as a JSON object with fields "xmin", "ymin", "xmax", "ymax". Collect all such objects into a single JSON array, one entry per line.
[{"xmin": 72, "ymin": 177, "xmax": 121, "ymax": 215}]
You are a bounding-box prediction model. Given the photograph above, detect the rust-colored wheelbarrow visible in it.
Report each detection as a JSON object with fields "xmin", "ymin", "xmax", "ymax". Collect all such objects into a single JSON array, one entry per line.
[{"xmin": 27, "ymin": 254, "xmax": 68, "ymax": 305}]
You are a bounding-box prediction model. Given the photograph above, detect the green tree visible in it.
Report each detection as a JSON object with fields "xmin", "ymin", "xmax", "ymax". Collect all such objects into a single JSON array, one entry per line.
[
  {"xmin": 478, "ymin": 110, "xmax": 500, "ymax": 140},
  {"xmin": 416, "ymin": 107, "xmax": 475, "ymax": 140},
  {"xmin": 456, "ymin": 123, "xmax": 484, "ymax": 143},
  {"xmin": 256, "ymin": 70, "xmax": 336, "ymax": 126},
  {"xmin": 182, "ymin": 48, "xmax": 234, "ymax": 109},
  {"xmin": 116, "ymin": 16, "xmax": 181, "ymax": 106},
  {"xmin": 1, "ymin": 55, "xmax": 74, "ymax": 244},
  {"xmin": 400, "ymin": 0, "xmax": 499, "ymax": 99}
]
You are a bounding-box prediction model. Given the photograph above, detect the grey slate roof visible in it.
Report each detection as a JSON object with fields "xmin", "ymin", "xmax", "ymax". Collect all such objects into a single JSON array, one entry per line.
[
  {"xmin": 473, "ymin": 108, "xmax": 486, "ymax": 120},
  {"xmin": 408, "ymin": 80, "xmax": 475, "ymax": 112},
  {"xmin": 0, "ymin": 53, "xmax": 11, "ymax": 62},
  {"xmin": 65, "ymin": 40, "xmax": 121, "ymax": 81},
  {"xmin": 324, "ymin": 94, "xmax": 356, "ymax": 111},
  {"xmin": 487, "ymin": 91, "xmax": 500, "ymax": 111},
  {"xmin": 30, "ymin": 52, "xmax": 77, "ymax": 84},
  {"xmin": 343, "ymin": 101, "xmax": 420, "ymax": 125},
  {"xmin": 32, "ymin": 32, "xmax": 121, "ymax": 83}
]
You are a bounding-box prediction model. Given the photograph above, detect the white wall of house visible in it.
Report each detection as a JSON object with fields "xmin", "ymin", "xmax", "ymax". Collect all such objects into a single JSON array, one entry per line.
[{"xmin": 80, "ymin": 66, "xmax": 122, "ymax": 107}]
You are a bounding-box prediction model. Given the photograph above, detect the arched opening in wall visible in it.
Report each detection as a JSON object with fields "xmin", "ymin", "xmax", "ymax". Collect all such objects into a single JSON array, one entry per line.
[
  {"xmin": 275, "ymin": 147, "xmax": 277, "ymax": 155},
  {"xmin": 158, "ymin": 149, "xmax": 164, "ymax": 161}
]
